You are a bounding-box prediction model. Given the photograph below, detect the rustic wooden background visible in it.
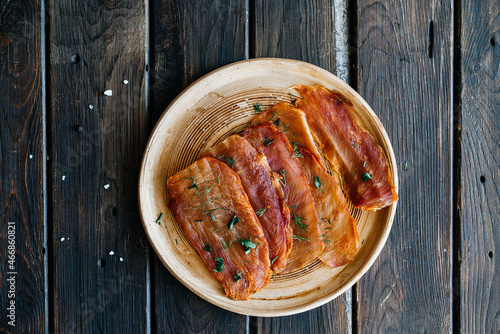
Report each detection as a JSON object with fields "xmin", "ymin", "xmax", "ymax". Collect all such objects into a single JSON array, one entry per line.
[{"xmin": 1, "ymin": 0, "xmax": 499, "ymax": 333}]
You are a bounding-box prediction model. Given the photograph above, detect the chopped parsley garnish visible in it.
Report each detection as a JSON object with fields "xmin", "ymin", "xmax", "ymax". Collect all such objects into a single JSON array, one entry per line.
[
  {"xmin": 234, "ymin": 270, "xmax": 242, "ymax": 283},
  {"xmin": 353, "ymin": 142, "xmax": 360, "ymax": 149},
  {"xmin": 204, "ymin": 244, "xmax": 213, "ymax": 252},
  {"xmin": 213, "ymin": 257, "xmax": 224, "ymax": 272},
  {"xmin": 255, "ymin": 203, "xmax": 267, "ymax": 217},
  {"xmin": 402, "ymin": 161, "xmax": 408, "ymax": 170},
  {"xmin": 217, "ymin": 174, "xmax": 221, "ymax": 185},
  {"xmin": 217, "ymin": 155, "xmax": 236, "ymax": 168},
  {"xmin": 293, "ymin": 235, "xmax": 309, "ymax": 242},
  {"xmin": 290, "ymin": 206, "xmax": 297, "ymax": 209},
  {"xmin": 314, "ymin": 176, "xmax": 321, "ymax": 188},
  {"xmin": 363, "ymin": 160, "xmax": 367, "ymax": 167},
  {"xmin": 253, "ymin": 102, "xmax": 262, "ymax": 112},
  {"xmin": 280, "ymin": 121, "xmax": 290, "ymax": 134},
  {"xmin": 289, "ymin": 92, "xmax": 297, "ymax": 104},
  {"xmin": 185, "ymin": 177, "xmax": 198, "ymax": 190},
  {"xmin": 279, "ymin": 169, "xmax": 289, "ymax": 187},
  {"xmin": 227, "ymin": 214, "xmax": 239, "ymax": 230},
  {"xmin": 203, "ymin": 208, "xmax": 230, "ymax": 221},
  {"xmin": 321, "ymin": 218, "xmax": 332, "ymax": 225},
  {"xmin": 263, "ymin": 136, "xmax": 275, "ymax": 146},
  {"xmin": 194, "ymin": 219, "xmax": 203, "ymax": 222},
  {"xmin": 291, "ymin": 143, "xmax": 304, "ymax": 159},
  {"xmin": 271, "ymin": 256, "xmax": 278, "ymax": 264},
  {"xmin": 322, "ymin": 234, "xmax": 331, "ymax": 245},
  {"xmin": 361, "ymin": 173, "xmax": 373, "ymax": 183},
  {"xmin": 269, "ymin": 111, "xmax": 277, "ymax": 121},
  {"xmin": 222, "ymin": 240, "xmax": 234, "ymax": 249},
  {"xmin": 273, "ymin": 117, "xmax": 281, "ymax": 126},
  {"xmin": 211, "ymin": 227, "xmax": 218, "ymax": 235},
  {"xmin": 203, "ymin": 184, "xmax": 214, "ymax": 194},
  {"xmin": 155, "ymin": 213, "xmax": 163, "ymax": 225},
  {"xmin": 238, "ymin": 237, "xmax": 259, "ymax": 254},
  {"xmin": 293, "ymin": 214, "xmax": 309, "ymax": 233},
  {"xmin": 175, "ymin": 239, "xmax": 178, "ymax": 245}
]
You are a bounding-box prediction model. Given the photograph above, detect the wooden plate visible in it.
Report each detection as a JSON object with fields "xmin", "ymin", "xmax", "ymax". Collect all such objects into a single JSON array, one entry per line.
[{"xmin": 138, "ymin": 58, "xmax": 398, "ymax": 317}]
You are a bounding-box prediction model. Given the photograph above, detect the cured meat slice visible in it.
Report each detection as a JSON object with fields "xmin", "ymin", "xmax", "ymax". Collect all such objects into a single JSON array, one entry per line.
[
  {"xmin": 242, "ymin": 125, "xmax": 323, "ymax": 273},
  {"xmin": 200, "ymin": 135, "xmax": 292, "ymax": 273},
  {"xmin": 293, "ymin": 85, "xmax": 398, "ymax": 210},
  {"xmin": 251, "ymin": 102, "xmax": 324, "ymax": 166},
  {"xmin": 297, "ymin": 147, "xmax": 359, "ymax": 267},
  {"xmin": 167, "ymin": 157, "xmax": 271, "ymax": 300}
]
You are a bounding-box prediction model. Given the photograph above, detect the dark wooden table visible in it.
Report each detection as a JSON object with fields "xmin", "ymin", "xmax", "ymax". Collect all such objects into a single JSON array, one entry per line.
[{"xmin": 1, "ymin": 0, "xmax": 499, "ymax": 333}]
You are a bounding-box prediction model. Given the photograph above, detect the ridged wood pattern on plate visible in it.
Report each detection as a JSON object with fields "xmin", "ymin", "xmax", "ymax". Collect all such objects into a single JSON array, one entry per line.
[
  {"xmin": 0, "ymin": 0, "xmax": 45, "ymax": 332},
  {"xmin": 48, "ymin": 0, "xmax": 149, "ymax": 332},
  {"xmin": 460, "ymin": 0, "xmax": 500, "ymax": 332},
  {"xmin": 150, "ymin": 0, "xmax": 248, "ymax": 332},
  {"xmin": 356, "ymin": 0, "xmax": 453, "ymax": 332}
]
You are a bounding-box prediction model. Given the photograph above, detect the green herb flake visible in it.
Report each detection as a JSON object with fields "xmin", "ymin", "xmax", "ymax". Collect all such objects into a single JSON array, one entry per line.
[
  {"xmin": 238, "ymin": 237, "xmax": 258, "ymax": 254},
  {"xmin": 314, "ymin": 176, "xmax": 321, "ymax": 188},
  {"xmin": 363, "ymin": 160, "xmax": 367, "ymax": 167},
  {"xmin": 273, "ymin": 117, "xmax": 281, "ymax": 127},
  {"xmin": 227, "ymin": 214, "xmax": 239, "ymax": 230},
  {"xmin": 204, "ymin": 244, "xmax": 213, "ymax": 252},
  {"xmin": 291, "ymin": 143, "xmax": 304, "ymax": 159},
  {"xmin": 222, "ymin": 240, "xmax": 234, "ymax": 249},
  {"xmin": 203, "ymin": 184, "xmax": 214, "ymax": 195},
  {"xmin": 185, "ymin": 177, "xmax": 198, "ymax": 190},
  {"xmin": 321, "ymin": 218, "xmax": 332, "ymax": 225},
  {"xmin": 322, "ymin": 235, "xmax": 331, "ymax": 245},
  {"xmin": 402, "ymin": 161, "xmax": 408, "ymax": 170},
  {"xmin": 217, "ymin": 155, "xmax": 236, "ymax": 168},
  {"xmin": 271, "ymin": 256, "xmax": 278, "ymax": 264},
  {"xmin": 155, "ymin": 213, "xmax": 163, "ymax": 225},
  {"xmin": 280, "ymin": 121, "xmax": 290, "ymax": 134},
  {"xmin": 234, "ymin": 270, "xmax": 242, "ymax": 283},
  {"xmin": 269, "ymin": 111, "xmax": 278, "ymax": 121},
  {"xmin": 217, "ymin": 174, "xmax": 221, "ymax": 185},
  {"xmin": 361, "ymin": 172, "xmax": 373, "ymax": 183},
  {"xmin": 175, "ymin": 239, "xmax": 178, "ymax": 245},
  {"xmin": 254, "ymin": 102, "xmax": 262, "ymax": 113},
  {"xmin": 194, "ymin": 219, "xmax": 203, "ymax": 222},
  {"xmin": 353, "ymin": 142, "xmax": 360, "ymax": 149},
  {"xmin": 263, "ymin": 137, "xmax": 275, "ymax": 146},
  {"xmin": 255, "ymin": 204, "xmax": 267, "ymax": 217},
  {"xmin": 293, "ymin": 214, "xmax": 309, "ymax": 233},
  {"xmin": 279, "ymin": 169, "xmax": 289, "ymax": 187},
  {"xmin": 213, "ymin": 257, "xmax": 224, "ymax": 272},
  {"xmin": 289, "ymin": 92, "xmax": 297, "ymax": 104},
  {"xmin": 293, "ymin": 235, "xmax": 309, "ymax": 242}
]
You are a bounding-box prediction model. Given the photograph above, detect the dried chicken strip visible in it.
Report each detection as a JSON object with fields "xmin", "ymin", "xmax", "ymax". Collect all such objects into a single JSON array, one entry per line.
[
  {"xmin": 243, "ymin": 125, "xmax": 323, "ymax": 273},
  {"xmin": 200, "ymin": 135, "xmax": 292, "ymax": 273},
  {"xmin": 167, "ymin": 157, "xmax": 271, "ymax": 300},
  {"xmin": 293, "ymin": 85, "xmax": 398, "ymax": 210}
]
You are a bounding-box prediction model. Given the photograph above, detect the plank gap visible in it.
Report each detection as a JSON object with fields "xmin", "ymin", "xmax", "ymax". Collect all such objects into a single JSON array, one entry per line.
[
  {"xmin": 451, "ymin": 0, "xmax": 463, "ymax": 331},
  {"xmin": 428, "ymin": 20, "xmax": 434, "ymax": 58}
]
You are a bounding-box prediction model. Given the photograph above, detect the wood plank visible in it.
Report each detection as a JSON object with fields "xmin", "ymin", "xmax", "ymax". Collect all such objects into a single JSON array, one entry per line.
[
  {"xmin": 0, "ymin": 0, "xmax": 46, "ymax": 332},
  {"xmin": 460, "ymin": 1, "xmax": 500, "ymax": 332},
  {"xmin": 251, "ymin": 1, "xmax": 350, "ymax": 333},
  {"xmin": 150, "ymin": 0, "xmax": 248, "ymax": 332},
  {"xmin": 356, "ymin": 0, "xmax": 452, "ymax": 332},
  {"xmin": 47, "ymin": 1, "xmax": 149, "ymax": 332}
]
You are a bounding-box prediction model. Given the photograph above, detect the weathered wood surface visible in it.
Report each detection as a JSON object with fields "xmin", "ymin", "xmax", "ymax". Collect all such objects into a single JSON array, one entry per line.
[
  {"xmin": 1, "ymin": 0, "xmax": 498, "ymax": 332},
  {"xmin": 250, "ymin": 1, "xmax": 350, "ymax": 333},
  {"xmin": 460, "ymin": 0, "xmax": 500, "ymax": 332},
  {"xmin": 355, "ymin": 0, "xmax": 453, "ymax": 332},
  {"xmin": 47, "ymin": 0, "xmax": 149, "ymax": 332},
  {"xmin": 0, "ymin": 0, "xmax": 46, "ymax": 333},
  {"xmin": 151, "ymin": 0, "xmax": 248, "ymax": 332}
]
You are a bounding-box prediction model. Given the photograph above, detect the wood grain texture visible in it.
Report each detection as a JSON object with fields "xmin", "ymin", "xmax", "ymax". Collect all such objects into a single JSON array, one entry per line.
[
  {"xmin": 151, "ymin": 0, "xmax": 247, "ymax": 332},
  {"xmin": 356, "ymin": 0, "xmax": 452, "ymax": 332},
  {"xmin": 251, "ymin": 1, "xmax": 349, "ymax": 332},
  {"xmin": 48, "ymin": 1, "xmax": 148, "ymax": 332},
  {"xmin": 460, "ymin": 0, "xmax": 500, "ymax": 332},
  {"xmin": 0, "ymin": 0, "xmax": 45, "ymax": 332}
]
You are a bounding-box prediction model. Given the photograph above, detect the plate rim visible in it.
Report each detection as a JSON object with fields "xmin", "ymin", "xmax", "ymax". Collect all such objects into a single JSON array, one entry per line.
[{"xmin": 138, "ymin": 57, "xmax": 398, "ymax": 317}]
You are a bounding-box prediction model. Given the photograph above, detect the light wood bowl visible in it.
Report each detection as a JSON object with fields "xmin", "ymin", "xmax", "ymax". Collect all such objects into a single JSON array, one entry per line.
[{"xmin": 138, "ymin": 58, "xmax": 398, "ymax": 317}]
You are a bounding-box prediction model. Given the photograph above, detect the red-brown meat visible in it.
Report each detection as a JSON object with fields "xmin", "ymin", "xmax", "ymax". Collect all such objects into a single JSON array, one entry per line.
[
  {"xmin": 167, "ymin": 157, "xmax": 271, "ymax": 300},
  {"xmin": 293, "ymin": 85, "xmax": 398, "ymax": 210},
  {"xmin": 200, "ymin": 135, "xmax": 292, "ymax": 273},
  {"xmin": 243, "ymin": 125, "xmax": 323, "ymax": 273}
]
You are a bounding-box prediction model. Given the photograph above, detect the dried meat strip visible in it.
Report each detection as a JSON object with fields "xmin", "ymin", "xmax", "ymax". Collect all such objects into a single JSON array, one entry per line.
[
  {"xmin": 293, "ymin": 85, "xmax": 398, "ymax": 210},
  {"xmin": 242, "ymin": 125, "xmax": 323, "ymax": 273},
  {"xmin": 167, "ymin": 157, "xmax": 271, "ymax": 300},
  {"xmin": 200, "ymin": 135, "xmax": 292, "ymax": 273}
]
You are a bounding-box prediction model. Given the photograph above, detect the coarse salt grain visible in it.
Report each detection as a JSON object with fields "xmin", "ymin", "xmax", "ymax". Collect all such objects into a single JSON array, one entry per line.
[
  {"xmin": 119, "ymin": 257, "xmax": 124, "ymax": 262},
  {"xmin": 29, "ymin": 154, "xmax": 33, "ymax": 159},
  {"xmin": 60, "ymin": 237, "xmax": 65, "ymax": 241},
  {"xmin": 104, "ymin": 90, "xmax": 113, "ymax": 96},
  {"xmin": 104, "ymin": 184, "xmax": 110, "ymax": 189},
  {"xmin": 109, "ymin": 251, "xmax": 114, "ymax": 255},
  {"xmin": 62, "ymin": 175, "xmax": 66, "ymax": 181},
  {"xmin": 123, "ymin": 80, "xmax": 129, "ymax": 84},
  {"xmin": 89, "ymin": 105, "xmax": 94, "ymax": 109}
]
